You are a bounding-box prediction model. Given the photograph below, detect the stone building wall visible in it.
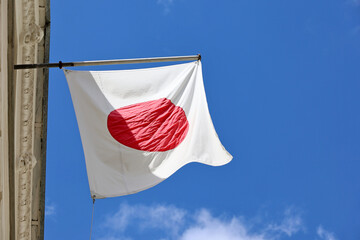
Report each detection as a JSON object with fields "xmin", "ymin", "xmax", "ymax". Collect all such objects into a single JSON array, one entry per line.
[{"xmin": 0, "ymin": 0, "xmax": 49, "ymax": 239}]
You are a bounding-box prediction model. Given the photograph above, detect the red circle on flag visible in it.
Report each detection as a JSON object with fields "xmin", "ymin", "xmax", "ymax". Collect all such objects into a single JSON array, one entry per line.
[{"xmin": 107, "ymin": 98, "xmax": 189, "ymax": 152}]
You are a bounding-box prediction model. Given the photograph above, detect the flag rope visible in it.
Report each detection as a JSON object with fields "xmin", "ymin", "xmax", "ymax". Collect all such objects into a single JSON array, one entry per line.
[{"xmin": 89, "ymin": 198, "xmax": 96, "ymax": 240}]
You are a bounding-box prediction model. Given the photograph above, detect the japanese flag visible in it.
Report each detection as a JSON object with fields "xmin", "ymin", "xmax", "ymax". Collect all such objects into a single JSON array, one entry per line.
[{"xmin": 64, "ymin": 61, "xmax": 232, "ymax": 198}]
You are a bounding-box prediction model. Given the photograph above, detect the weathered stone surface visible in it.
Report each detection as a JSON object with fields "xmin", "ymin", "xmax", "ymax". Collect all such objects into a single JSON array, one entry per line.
[{"xmin": 0, "ymin": 0, "xmax": 49, "ymax": 239}]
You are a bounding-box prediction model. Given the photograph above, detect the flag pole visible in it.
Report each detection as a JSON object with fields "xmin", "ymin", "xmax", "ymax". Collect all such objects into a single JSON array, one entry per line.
[{"xmin": 14, "ymin": 54, "xmax": 201, "ymax": 70}]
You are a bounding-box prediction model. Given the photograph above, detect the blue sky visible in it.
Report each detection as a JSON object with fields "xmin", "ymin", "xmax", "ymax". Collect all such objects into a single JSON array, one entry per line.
[{"xmin": 45, "ymin": 1, "xmax": 360, "ymax": 239}]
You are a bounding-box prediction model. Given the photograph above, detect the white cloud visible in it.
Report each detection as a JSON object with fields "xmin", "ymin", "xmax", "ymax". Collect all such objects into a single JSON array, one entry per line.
[
  {"xmin": 266, "ymin": 207, "xmax": 304, "ymax": 237},
  {"xmin": 352, "ymin": 26, "xmax": 360, "ymax": 35},
  {"xmin": 317, "ymin": 225, "xmax": 337, "ymax": 240},
  {"xmin": 99, "ymin": 204, "xmax": 306, "ymax": 240},
  {"xmin": 104, "ymin": 203, "xmax": 186, "ymax": 236},
  {"xmin": 179, "ymin": 209, "xmax": 267, "ymax": 240},
  {"xmin": 45, "ymin": 202, "xmax": 56, "ymax": 217},
  {"xmin": 347, "ymin": 0, "xmax": 360, "ymax": 6},
  {"xmin": 157, "ymin": 0, "xmax": 174, "ymax": 14}
]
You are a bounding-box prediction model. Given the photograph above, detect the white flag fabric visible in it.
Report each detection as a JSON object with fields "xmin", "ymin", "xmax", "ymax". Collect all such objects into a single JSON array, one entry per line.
[{"xmin": 64, "ymin": 61, "xmax": 232, "ymax": 199}]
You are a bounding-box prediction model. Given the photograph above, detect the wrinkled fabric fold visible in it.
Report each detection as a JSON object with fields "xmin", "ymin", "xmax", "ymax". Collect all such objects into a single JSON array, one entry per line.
[
  {"xmin": 107, "ymin": 98, "xmax": 189, "ymax": 152},
  {"xmin": 64, "ymin": 61, "xmax": 232, "ymax": 198}
]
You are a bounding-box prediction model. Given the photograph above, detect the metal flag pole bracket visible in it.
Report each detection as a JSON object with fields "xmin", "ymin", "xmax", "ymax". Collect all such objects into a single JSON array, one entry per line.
[{"xmin": 14, "ymin": 54, "xmax": 201, "ymax": 70}]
